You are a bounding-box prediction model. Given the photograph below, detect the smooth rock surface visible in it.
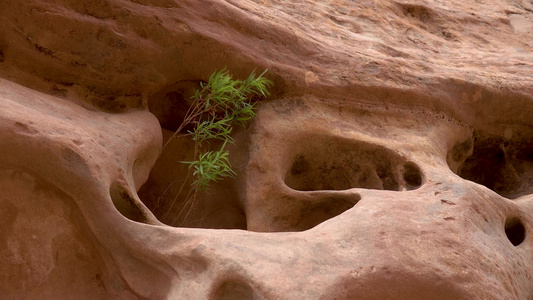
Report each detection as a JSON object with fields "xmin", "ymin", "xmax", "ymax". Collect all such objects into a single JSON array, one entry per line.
[{"xmin": 1, "ymin": 0, "xmax": 533, "ymax": 299}]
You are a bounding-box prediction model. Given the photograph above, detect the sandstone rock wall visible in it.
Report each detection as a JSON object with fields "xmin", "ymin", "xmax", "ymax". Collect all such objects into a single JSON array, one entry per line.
[{"xmin": 1, "ymin": 0, "xmax": 533, "ymax": 299}]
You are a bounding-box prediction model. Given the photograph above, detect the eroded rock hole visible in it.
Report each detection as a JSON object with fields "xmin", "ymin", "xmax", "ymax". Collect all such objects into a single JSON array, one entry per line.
[
  {"xmin": 403, "ymin": 162, "xmax": 423, "ymax": 189},
  {"xmin": 451, "ymin": 131, "xmax": 533, "ymax": 198},
  {"xmin": 285, "ymin": 137, "xmax": 424, "ymax": 191},
  {"xmin": 213, "ymin": 280, "xmax": 256, "ymax": 300},
  {"xmin": 110, "ymin": 182, "xmax": 152, "ymax": 223},
  {"xmin": 138, "ymin": 81, "xmax": 247, "ymax": 229},
  {"xmin": 137, "ymin": 146, "xmax": 247, "ymax": 229},
  {"xmin": 505, "ymin": 217, "xmax": 526, "ymax": 246},
  {"xmin": 148, "ymin": 80, "xmax": 202, "ymax": 132}
]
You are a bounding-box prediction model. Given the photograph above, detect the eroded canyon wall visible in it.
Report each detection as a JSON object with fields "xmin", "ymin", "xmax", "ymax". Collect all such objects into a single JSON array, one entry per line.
[{"xmin": 1, "ymin": 0, "xmax": 533, "ymax": 299}]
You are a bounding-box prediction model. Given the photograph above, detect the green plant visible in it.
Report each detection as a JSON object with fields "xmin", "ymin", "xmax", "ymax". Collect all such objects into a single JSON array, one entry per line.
[
  {"xmin": 183, "ymin": 140, "xmax": 235, "ymax": 190},
  {"xmin": 166, "ymin": 68, "xmax": 273, "ymax": 192}
]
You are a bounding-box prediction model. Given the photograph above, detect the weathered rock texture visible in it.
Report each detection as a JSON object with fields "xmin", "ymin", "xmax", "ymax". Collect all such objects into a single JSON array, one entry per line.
[{"xmin": 1, "ymin": 0, "xmax": 533, "ymax": 299}]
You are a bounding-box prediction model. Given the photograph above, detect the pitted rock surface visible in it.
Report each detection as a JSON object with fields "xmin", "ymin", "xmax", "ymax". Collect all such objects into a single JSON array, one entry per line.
[{"xmin": 1, "ymin": 0, "xmax": 533, "ymax": 299}]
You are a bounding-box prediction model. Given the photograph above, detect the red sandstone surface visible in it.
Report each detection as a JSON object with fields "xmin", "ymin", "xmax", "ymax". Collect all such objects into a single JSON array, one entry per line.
[{"xmin": 1, "ymin": 0, "xmax": 533, "ymax": 299}]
